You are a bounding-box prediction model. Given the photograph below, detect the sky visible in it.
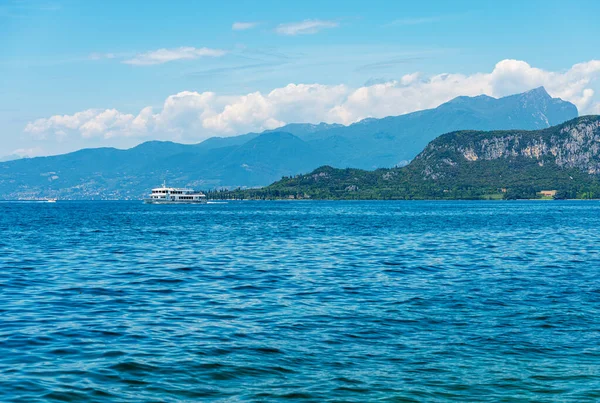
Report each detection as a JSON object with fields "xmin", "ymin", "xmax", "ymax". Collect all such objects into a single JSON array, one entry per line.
[{"xmin": 1, "ymin": 0, "xmax": 599, "ymax": 157}]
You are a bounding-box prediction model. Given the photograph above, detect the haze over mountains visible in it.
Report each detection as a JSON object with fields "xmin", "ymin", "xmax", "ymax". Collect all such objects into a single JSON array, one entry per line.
[{"xmin": 0, "ymin": 87, "xmax": 578, "ymax": 200}]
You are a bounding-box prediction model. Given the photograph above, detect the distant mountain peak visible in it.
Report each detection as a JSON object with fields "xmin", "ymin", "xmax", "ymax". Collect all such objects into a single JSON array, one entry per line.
[
  {"xmin": 446, "ymin": 94, "xmax": 495, "ymax": 104},
  {"xmin": 445, "ymin": 87, "xmax": 553, "ymax": 107},
  {"xmin": 132, "ymin": 140, "xmax": 176, "ymax": 149},
  {"xmin": 521, "ymin": 86, "xmax": 551, "ymax": 99},
  {"xmin": 263, "ymin": 121, "xmax": 344, "ymax": 136}
]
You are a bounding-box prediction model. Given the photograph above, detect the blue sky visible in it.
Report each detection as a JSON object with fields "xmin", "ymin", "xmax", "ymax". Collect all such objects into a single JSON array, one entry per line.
[{"xmin": 1, "ymin": 0, "xmax": 599, "ymax": 157}]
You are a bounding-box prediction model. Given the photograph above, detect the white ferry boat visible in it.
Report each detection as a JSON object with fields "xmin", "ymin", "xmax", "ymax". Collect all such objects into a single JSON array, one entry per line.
[{"xmin": 144, "ymin": 182, "xmax": 207, "ymax": 204}]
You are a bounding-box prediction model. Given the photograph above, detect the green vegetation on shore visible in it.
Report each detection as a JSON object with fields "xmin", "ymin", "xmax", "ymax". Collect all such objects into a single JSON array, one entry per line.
[{"xmin": 206, "ymin": 116, "xmax": 600, "ymax": 201}]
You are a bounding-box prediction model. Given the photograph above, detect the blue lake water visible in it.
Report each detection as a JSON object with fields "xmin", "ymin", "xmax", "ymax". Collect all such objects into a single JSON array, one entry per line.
[{"xmin": 1, "ymin": 200, "xmax": 600, "ymax": 402}]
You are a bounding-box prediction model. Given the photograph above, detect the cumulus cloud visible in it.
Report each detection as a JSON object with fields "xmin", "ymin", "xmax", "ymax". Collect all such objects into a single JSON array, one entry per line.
[
  {"xmin": 489, "ymin": 59, "xmax": 600, "ymax": 110},
  {"xmin": 123, "ymin": 47, "xmax": 226, "ymax": 65},
  {"xmin": 25, "ymin": 59, "xmax": 600, "ymax": 143},
  {"xmin": 25, "ymin": 110, "xmax": 100, "ymax": 139},
  {"xmin": 232, "ymin": 22, "xmax": 259, "ymax": 31},
  {"xmin": 275, "ymin": 19, "xmax": 339, "ymax": 36}
]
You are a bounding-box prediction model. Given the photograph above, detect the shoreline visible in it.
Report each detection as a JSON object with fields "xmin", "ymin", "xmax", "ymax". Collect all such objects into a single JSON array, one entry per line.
[{"xmin": 4, "ymin": 198, "xmax": 599, "ymax": 202}]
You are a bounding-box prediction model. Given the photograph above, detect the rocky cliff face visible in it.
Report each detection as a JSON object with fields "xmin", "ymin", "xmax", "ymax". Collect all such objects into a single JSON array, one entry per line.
[
  {"xmin": 415, "ymin": 116, "xmax": 600, "ymax": 180},
  {"xmin": 227, "ymin": 117, "xmax": 600, "ymax": 200}
]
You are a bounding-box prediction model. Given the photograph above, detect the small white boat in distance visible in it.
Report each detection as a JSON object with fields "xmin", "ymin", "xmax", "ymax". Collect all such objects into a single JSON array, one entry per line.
[
  {"xmin": 46, "ymin": 198, "xmax": 57, "ymax": 203},
  {"xmin": 144, "ymin": 182, "xmax": 207, "ymax": 204}
]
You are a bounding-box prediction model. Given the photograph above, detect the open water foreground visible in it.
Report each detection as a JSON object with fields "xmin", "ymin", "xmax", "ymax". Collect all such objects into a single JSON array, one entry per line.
[{"xmin": 1, "ymin": 200, "xmax": 600, "ymax": 402}]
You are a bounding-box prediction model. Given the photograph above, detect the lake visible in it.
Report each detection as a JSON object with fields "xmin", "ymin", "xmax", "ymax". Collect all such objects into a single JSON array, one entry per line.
[{"xmin": 1, "ymin": 200, "xmax": 600, "ymax": 402}]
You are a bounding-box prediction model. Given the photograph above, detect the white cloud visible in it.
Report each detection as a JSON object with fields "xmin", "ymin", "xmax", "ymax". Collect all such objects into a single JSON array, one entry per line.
[
  {"xmin": 232, "ymin": 22, "xmax": 259, "ymax": 31},
  {"xmin": 79, "ymin": 109, "xmax": 140, "ymax": 138},
  {"xmin": 123, "ymin": 47, "xmax": 226, "ymax": 66},
  {"xmin": 24, "ymin": 59, "xmax": 600, "ymax": 144},
  {"xmin": 275, "ymin": 19, "xmax": 339, "ymax": 36},
  {"xmin": 489, "ymin": 59, "xmax": 600, "ymax": 109},
  {"xmin": 25, "ymin": 109, "xmax": 100, "ymax": 139}
]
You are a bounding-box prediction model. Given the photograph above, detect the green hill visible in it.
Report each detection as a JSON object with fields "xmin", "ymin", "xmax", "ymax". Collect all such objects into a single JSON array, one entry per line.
[{"xmin": 217, "ymin": 116, "xmax": 600, "ymax": 200}]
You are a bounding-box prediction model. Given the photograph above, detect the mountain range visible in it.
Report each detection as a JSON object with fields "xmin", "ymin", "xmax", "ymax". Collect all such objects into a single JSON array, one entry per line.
[
  {"xmin": 0, "ymin": 87, "xmax": 578, "ymax": 199},
  {"xmin": 237, "ymin": 116, "xmax": 600, "ymax": 200}
]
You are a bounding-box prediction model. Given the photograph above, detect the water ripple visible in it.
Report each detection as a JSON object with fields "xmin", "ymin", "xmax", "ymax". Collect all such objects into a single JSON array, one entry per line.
[{"xmin": 1, "ymin": 200, "xmax": 600, "ymax": 401}]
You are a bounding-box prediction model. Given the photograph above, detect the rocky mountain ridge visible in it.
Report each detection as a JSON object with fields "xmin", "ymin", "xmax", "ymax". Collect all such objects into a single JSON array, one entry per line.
[
  {"xmin": 415, "ymin": 117, "xmax": 600, "ymax": 181},
  {"xmin": 231, "ymin": 116, "xmax": 600, "ymax": 200}
]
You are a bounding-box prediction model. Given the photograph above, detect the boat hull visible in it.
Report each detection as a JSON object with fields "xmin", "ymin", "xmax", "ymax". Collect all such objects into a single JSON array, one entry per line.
[{"xmin": 143, "ymin": 199, "xmax": 207, "ymax": 204}]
